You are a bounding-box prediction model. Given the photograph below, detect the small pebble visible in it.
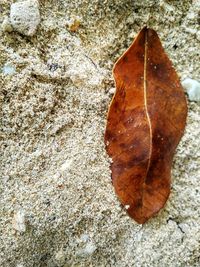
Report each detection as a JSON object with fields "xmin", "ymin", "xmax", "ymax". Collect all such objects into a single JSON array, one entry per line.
[
  {"xmin": 109, "ymin": 87, "xmax": 116, "ymax": 95},
  {"xmin": 76, "ymin": 242, "xmax": 97, "ymax": 258},
  {"xmin": 82, "ymin": 242, "xmax": 97, "ymax": 255},
  {"xmin": 2, "ymin": 64, "xmax": 16, "ymax": 75},
  {"xmin": 12, "ymin": 209, "xmax": 26, "ymax": 233},
  {"xmin": 80, "ymin": 233, "xmax": 89, "ymax": 242},
  {"xmin": 67, "ymin": 16, "xmax": 81, "ymax": 32},
  {"xmin": 10, "ymin": 0, "xmax": 40, "ymax": 36},
  {"xmin": 182, "ymin": 78, "xmax": 200, "ymax": 101},
  {"xmin": 60, "ymin": 159, "xmax": 73, "ymax": 172}
]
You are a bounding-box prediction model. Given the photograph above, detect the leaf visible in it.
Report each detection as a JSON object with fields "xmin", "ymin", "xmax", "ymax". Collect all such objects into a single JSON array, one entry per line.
[{"xmin": 105, "ymin": 27, "xmax": 187, "ymax": 224}]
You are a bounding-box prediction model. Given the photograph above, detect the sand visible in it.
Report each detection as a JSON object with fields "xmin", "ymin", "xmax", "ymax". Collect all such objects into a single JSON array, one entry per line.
[{"xmin": 0, "ymin": 0, "xmax": 200, "ymax": 266}]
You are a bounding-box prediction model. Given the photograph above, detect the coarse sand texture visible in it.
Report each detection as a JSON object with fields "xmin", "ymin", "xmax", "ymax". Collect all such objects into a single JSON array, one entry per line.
[{"xmin": 0, "ymin": 0, "xmax": 200, "ymax": 266}]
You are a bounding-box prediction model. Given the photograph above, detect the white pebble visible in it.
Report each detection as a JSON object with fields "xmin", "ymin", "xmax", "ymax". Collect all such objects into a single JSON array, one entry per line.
[
  {"xmin": 12, "ymin": 209, "xmax": 26, "ymax": 232},
  {"xmin": 80, "ymin": 233, "xmax": 89, "ymax": 242},
  {"xmin": 60, "ymin": 159, "xmax": 73, "ymax": 172},
  {"xmin": 10, "ymin": 0, "xmax": 40, "ymax": 36},
  {"xmin": 182, "ymin": 78, "xmax": 200, "ymax": 102},
  {"xmin": 76, "ymin": 242, "xmax": 97, "ymax": 257},
  {"xmin": 2, "ymin": 64, "xmax": 16, "ymax": 75},
  {"xmin": 109, "ymin": 87, "xmax": 116, "ymax": 95},
  {"xmin": 84, "ymin": 243, "xmax": 97, "ymax": 255}
]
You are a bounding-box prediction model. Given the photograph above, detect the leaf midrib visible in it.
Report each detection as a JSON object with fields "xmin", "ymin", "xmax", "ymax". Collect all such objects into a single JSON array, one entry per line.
[{"xmin": 141, "ymin": 29, "xmax": 153, "ymax": 204}]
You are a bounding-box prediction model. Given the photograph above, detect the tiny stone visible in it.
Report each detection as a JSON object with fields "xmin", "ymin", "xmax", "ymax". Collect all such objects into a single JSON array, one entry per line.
[
  {"xmin": 76, "ymin": 242, "xmax": 97, "ymax": 258},
  {"xmin": 48, "ymin": 63, "xmax": 59, "ymax": 72},
  {"xmin": 109, "ymin": 87, "xmax": 116, "ymax": 94},
  {"xmin": 80, "ymin": 234, "xmax": 89, "ymax": 242},
  {"xmin": 2, "ymin": 64, "xmax": 16, "ymax": 75},
  {"xmin": 10, "ymin": 0, "xmax": 40, "ymax": 36},
  {"xmin": 67, "ymin": 16, "xmax": 81, "ymax": 32},
  {"xmin": 84, "ymin": 242, "xmax": 97, "ymax": 255},
  {"xmin": 182, "ymin": 78, "xmax": 200, "ymax": 102},
  {"xmin": 12, "ymin": 209, "xmax": 26, "ymax": 233},
  {"xmin": 60, "ymin": 159, "xmax": 73, "ymax": 172}
]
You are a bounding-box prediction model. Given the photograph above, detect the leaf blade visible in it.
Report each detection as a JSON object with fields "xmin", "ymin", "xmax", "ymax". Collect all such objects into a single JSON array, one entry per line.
[{"xmin": 105, "ymin": 27, "xmax": 187, "ymax": 224}]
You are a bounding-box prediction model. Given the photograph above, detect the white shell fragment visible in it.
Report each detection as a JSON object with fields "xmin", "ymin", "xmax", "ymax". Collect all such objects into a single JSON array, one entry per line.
[
  {"xmin": 182, "ymin": 78, "xmax": 200, "ymax": 102},
  {"xmin": 10, "ymin": 0, "xmax": 40, "ymax": 36},
  {"xmin": 12, "ymin": 210, "xmax": 26, "ymax": 233}
]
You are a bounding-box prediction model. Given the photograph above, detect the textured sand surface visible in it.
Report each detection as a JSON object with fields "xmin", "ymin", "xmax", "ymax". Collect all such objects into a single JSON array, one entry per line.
[{"xmin": 0, "ymin": 0, "xmax": 200, "ymax": 266}]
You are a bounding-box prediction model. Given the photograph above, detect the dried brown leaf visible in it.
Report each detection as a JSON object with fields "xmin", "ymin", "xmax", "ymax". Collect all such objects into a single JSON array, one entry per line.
[{"xmin": 105, "ymin": 27, "xmax": 187, "ymax": 224}]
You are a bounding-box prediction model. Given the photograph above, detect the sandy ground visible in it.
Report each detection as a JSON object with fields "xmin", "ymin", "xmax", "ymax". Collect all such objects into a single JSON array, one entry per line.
[{"xmin": 0, "ymin": 0, "xmax": 200, "ymax": 266}]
